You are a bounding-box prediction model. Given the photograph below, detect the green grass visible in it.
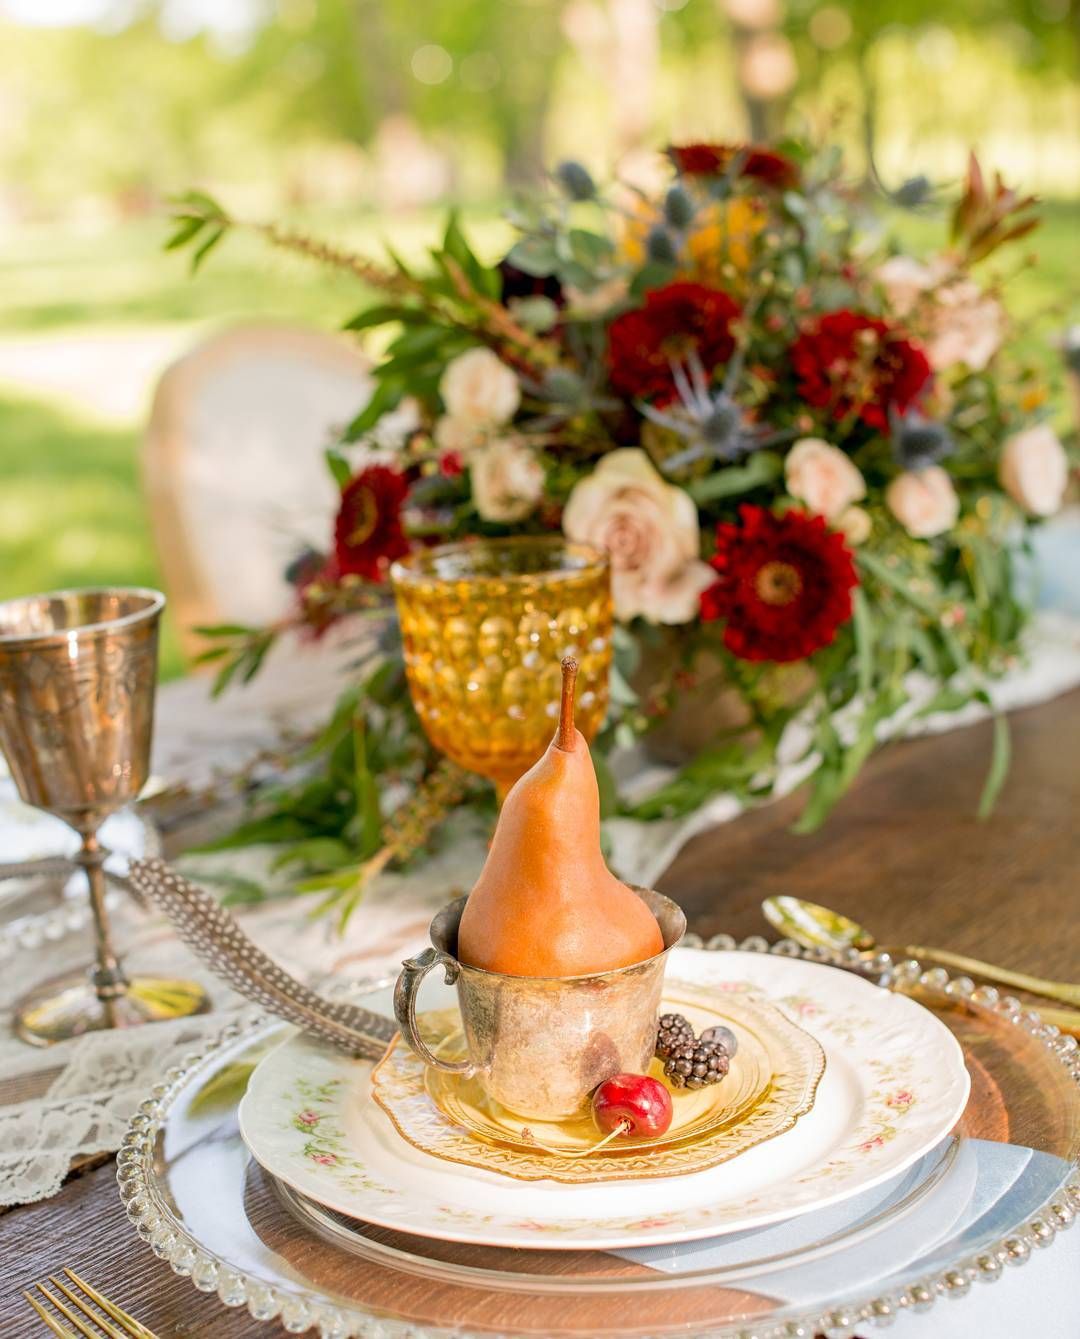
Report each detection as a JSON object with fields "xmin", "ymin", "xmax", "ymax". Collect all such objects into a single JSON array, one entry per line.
[
  {"xmin": 0, "ymin": 202, "xmax": 1075, "ymax": 685},
  {"xmin": 0, "ymin": 210, "xmax": 513, "ymax": 333},
  {"xmin": 0, "ymin": 393, "xmax": 185, "ymax": 678}
]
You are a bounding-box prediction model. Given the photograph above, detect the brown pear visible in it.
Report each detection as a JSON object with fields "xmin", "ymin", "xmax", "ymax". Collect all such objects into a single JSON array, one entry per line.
[{"xmin": 457, "ymin": 658, "xmax": 664, "ymax": 977}]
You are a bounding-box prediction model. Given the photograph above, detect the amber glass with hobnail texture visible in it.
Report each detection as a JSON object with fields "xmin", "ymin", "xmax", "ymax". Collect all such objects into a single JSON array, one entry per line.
[{"xmin": 391, "ymin": 538, "xmax": 612, "ymax": 800}]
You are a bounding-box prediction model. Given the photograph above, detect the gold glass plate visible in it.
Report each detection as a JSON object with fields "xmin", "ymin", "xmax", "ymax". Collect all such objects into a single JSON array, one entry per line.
[{"xmin": 370, "ymin": 981, "xmax": 825, "ymax": 1183}]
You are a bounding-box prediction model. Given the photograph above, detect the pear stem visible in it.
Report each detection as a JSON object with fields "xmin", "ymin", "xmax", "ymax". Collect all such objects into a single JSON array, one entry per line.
[{"xmin": 555, "ymin": 656, "xmax": 579, "ymax": 751}]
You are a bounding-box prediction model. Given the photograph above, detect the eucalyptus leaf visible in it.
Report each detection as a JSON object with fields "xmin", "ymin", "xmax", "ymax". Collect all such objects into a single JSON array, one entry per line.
[
  {"xmin": 688, "ymin": 452, "xmax": 783, "ymax": 502},
  {"xmin": 629, "ymin": 260, "xmax": 676, "ymax": 299},
  {"xmin": 506, "ymin": 237, "xmax": 559, "ymax": 277}
]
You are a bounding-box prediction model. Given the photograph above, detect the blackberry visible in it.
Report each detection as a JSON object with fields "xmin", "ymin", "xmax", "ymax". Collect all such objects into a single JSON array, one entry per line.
[
  {"xmin": 662, "ymin": 1037, "xmax": 731, "ymax": 1089},
  {"xmin": 654, "ymin": 1012, "xmax": 695, "ymax": 1060},
  {"xmin": 699, "ymin": 1024, "xmax": 738, "ymax": 1058}
]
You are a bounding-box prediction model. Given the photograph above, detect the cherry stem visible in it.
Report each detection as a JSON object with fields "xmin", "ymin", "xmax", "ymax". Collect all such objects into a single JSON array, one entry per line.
[
  {"xmin": 520, "ymin": 1117, "xmax": 633, "ymax": 1157},
  {"xmin": 555, "ymin": 656, "xmax": 579, "ymax": 752}
]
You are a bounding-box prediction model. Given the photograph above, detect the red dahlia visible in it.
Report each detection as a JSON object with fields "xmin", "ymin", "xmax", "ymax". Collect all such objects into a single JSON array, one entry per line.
[
  {"xmin": 700, "ymin": 505, "xmax": 858, "ymax": 663},
  {"xmin": 333, "ymin": 465, "xmax": 410, "ymax": 581},
  {"xmin": 669, "ymin": 143, "xmax": 799, "ymax": 190},
  {"xmin": 790, "ymin": 310, "xmax": 931, "ymax": 433},
  {"xmin": 607, "ymin": 282, "xmax": 741, "ymax": 404}
]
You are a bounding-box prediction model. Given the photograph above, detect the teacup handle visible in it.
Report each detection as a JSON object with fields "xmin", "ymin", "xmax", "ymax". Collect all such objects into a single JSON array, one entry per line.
[{"xmin": 393, "ymin": 947, "xmax": 477, "ymax": 1075}]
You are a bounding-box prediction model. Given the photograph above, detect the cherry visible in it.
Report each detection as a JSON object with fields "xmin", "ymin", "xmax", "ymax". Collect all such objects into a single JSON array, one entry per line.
[{"xmin": 592, "ymin": 1073, "xmax": 673, "ymax": 1139}]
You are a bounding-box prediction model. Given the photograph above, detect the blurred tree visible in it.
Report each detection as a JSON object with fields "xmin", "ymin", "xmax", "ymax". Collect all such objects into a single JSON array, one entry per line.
[
  {"xmin": 785, "ymin": 0, "xmax": 1080, "ymax": 188},
  {"xmin": 0, "ymin": 0, "xmax": 1076, "ymax": 215}
]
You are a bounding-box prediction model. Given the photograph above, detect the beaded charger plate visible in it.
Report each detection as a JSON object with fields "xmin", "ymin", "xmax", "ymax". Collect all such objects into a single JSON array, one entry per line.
[
  {"xmin": 368, "ymin": 986, "xmax": 824, "ymax": 1181},
  {"xmin": 117, "ymin": 945, "xmax": 1080, "ymax": 1339},
  {"xmin": 236, "ymin": 950, "xmax": 969, "ymax": 1247}
]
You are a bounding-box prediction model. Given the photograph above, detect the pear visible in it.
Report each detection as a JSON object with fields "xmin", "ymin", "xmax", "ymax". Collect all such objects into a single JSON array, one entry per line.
[{"xmin": 457, "ymin": 658, "xmax": 664, "ymax": 977}]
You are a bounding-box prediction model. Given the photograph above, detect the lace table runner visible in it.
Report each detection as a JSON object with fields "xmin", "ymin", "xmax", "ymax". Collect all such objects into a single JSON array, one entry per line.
[{"xmin": 2, "ymin": 609, "xmax": 1080, "ymax": 1208}]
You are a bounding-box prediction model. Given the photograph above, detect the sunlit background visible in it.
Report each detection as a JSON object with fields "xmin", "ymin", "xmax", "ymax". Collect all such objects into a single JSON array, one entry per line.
[{"xmin": 2, "ymin": 0, "xmax": 1078, "ymax": 675}]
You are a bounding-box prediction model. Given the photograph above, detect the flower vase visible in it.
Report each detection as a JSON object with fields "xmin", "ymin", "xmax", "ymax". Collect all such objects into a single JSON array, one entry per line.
[{"xmin": 633, "ymin": 629, "xmax": 816, "ymax": 767}]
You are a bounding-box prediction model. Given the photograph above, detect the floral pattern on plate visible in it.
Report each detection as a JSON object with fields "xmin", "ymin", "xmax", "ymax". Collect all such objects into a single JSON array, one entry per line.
[
  {"xmin": 370, "ymin": 986, "xmax": 824, "ymax": 1182},
  {"xmin": 238, "ymin": 949, "xmax": 971, "ymax": 1250}
]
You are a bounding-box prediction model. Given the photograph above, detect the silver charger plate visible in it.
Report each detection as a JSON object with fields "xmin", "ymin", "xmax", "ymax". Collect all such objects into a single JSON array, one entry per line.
[{"xmin": 116, "ymin": 941, "xmax": 1080, "ymax": 1338}]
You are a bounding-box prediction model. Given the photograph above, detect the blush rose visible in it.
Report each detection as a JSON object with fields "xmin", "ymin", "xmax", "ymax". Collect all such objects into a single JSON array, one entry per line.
[
  {"xmin": 784, "ymin": 438, "xmax": 866, "ymax": 522},
  {"xmin": 999, "ymin": 423, "xmax": 1069, "ymax": 517},
  {"xmin": 470, "ymin": 438, "xmax": 544, "ymax": 523},
  {"xmin": 885, "ymin": 466, "xmax": 960, "ymax": 538},
  {"xmin": 563, "ymin": 448, "xmax": 713, "ymax": 624}
]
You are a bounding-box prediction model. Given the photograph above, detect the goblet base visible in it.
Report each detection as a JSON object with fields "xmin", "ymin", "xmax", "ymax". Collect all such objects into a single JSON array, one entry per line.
[{"xmin": 13, "ymin": 969, "xmax": 211, "ymax": 1047}]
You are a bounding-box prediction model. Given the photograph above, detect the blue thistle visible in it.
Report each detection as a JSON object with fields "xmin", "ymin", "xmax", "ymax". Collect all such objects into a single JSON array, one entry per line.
[
  {"xmin": 646, "ymin": 225, "xmax": 679, "ymax": 265},
  {"xmin": 893, "ymin": 175, "xmax": 934, "ymax": 209},
  {"xmin": 554, "ymin": 160, "xmax": 596, "ymax": 202},
  {"xmin": 891, "ymin": 409, "xmax": 954, "ymax": 471},
  {"xmin": 664, "ymin": 185, "xmax": 695, "ymax": 230}
]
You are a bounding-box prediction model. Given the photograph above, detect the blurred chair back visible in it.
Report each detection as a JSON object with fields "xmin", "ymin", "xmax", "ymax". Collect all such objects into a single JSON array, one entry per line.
[{"xmin": 143, "ymin": 324, "xmax": 373, "ymax": 661}]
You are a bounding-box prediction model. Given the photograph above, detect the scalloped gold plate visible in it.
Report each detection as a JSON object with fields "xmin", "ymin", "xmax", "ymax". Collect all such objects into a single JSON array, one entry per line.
[{"xmin": 370, "ymin": 981, "xmax": 826, "ymax": 1183}]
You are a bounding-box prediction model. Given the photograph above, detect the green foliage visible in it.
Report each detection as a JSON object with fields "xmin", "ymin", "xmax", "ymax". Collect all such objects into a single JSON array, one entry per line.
[
  {"xmin": 167, "ymin": 190, "xmax": 232, "ymax": 272},
  {"xmin": 0, "ymin": 391, "xmax": 185, "ymax": 680},
  {"xmin": 192, "ymin": 625, "xmax": 279, "ymax": 696}
]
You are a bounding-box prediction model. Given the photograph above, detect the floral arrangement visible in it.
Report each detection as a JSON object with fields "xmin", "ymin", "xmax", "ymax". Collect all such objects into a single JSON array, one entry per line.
[{"xmin": 171, "ymin": 144, "xmax": 1073, "ymax": 917}]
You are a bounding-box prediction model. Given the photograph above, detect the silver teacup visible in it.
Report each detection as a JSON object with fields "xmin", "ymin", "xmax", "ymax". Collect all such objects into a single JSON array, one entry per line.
[{"xmin": 393, "ymin": 888, "xmax": 685, "ymax": 1121}]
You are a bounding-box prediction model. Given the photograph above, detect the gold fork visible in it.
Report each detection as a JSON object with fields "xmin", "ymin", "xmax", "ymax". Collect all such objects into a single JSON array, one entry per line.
[{"xmin": 23, "ymin": 1270, "xmax": 159, "ymax": 1339}]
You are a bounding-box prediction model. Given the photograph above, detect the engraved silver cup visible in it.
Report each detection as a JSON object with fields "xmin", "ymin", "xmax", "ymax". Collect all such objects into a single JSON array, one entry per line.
[
  {"xmin": 0, "ymin": 589, "xmax": 209, "ymax": 1045},
  {"xmin": 394, "ymin": 888, "xmax": 685, "ymax": 1121}
]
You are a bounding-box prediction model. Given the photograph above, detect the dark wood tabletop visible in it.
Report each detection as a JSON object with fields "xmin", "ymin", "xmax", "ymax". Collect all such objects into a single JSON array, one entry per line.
[{"xmin": 2, "ymin": 687, "xmax": 1078, "ymax": 1338}]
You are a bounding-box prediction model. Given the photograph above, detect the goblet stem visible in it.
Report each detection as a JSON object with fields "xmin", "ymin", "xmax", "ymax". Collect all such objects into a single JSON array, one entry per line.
[{"xmin": 77, "ymin": 830, "xmax": 128, "ymax": 1023}]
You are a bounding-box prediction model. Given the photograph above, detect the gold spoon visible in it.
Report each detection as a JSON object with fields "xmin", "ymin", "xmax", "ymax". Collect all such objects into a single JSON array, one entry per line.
[{"xmin": 763, "ymin": 895, "xmax": 1080, "ymax": 1016}]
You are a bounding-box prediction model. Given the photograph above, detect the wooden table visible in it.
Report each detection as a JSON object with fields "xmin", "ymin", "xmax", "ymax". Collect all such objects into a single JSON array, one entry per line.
[{"xmin": 3, "ymin": 688, "xmax": 1079, "ymax": 1337}]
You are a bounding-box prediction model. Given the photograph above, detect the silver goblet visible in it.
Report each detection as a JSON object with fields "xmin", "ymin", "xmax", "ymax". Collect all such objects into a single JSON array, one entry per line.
[{"xmin": 0, "ymin": 588, "xmax": 210, "ymax": 1046}]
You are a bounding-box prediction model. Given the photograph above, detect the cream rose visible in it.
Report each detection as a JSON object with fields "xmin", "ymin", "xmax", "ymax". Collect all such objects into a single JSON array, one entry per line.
[
  {"xmin": 929, "ymin": 277, "xmax": 1004, "ymax": 372},
  {"xmin": 470, "ymin": 438, "xmax": 544, "ymax": 523},
  {"xmin": 785, "ymin": 438, "xmax": 866, "ymax": 522},
  {"xmin": 434, "ymin": 414, "xmax": 485, "ymax": 457},
  {"xmin": 999, "ymin": 423, "xmax": 1069, "ymax": 517},
  {"xmin": 876, "ymin": 255, "xmax": 1003, "ymax": 372},
  {"xmin": 876, "ymin": 256, "xmax": 932, "ymax": 317},
  {"xmin": 439, "ymin": 347, "xmax": 521, "ymax": 425},
  {"xmin": 837, "ymin": 506, "xmax": 872, "ymax": 546},
  {"xmin": 562, "ymin": 448, "xmax": 713, "ymax": 624},
  {"xmin": 885, "ymin": 467, "xmax": 959, "ymax": 538}
]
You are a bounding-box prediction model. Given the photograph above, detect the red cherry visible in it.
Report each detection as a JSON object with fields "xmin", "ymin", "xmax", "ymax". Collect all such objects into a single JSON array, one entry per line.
[{"xmin": 592, "ymin": 1073, "xmax": 673, "ymax": 1139}]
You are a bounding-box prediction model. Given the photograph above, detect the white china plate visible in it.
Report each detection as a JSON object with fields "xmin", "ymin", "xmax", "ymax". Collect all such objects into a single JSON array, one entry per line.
[{"xmin": 238, "ymin": 949, "xmax": 970, "ymax": 1250}]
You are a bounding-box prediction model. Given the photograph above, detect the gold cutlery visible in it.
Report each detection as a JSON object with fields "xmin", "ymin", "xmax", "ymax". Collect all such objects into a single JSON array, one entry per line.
[
  {"xmin": 763, "ymin": 894, "xmax": 1080, "ymax": 1032},
  {"xmin": 23, "ymin": 1269, "xmax": 159, "ymax": 1339}
]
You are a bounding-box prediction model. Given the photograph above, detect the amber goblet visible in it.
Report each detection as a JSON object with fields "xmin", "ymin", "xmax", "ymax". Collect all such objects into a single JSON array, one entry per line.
[{"xmin": 391, "ymin": 538, "xmax": 612, "ymax": 801}]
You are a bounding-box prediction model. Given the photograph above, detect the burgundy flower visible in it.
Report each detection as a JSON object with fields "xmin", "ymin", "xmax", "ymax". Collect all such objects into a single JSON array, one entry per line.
[
  {"xmin": 333, "ymin": 465, "xmax": 410, "ymax": 582},
  {"xmin": 700, "ymin": 504, "xmax": 858, "ymax": 663},
  {"xmin": 606, "ymin": 282, "xmax": 741, "ymax": 404},
  {"xmin": 790, "ymin": 311, "xmax": 932, "ymax": 433},
  {"xmin": 669, "ymin": 143, "xmax": 799, "ymax": 190}
]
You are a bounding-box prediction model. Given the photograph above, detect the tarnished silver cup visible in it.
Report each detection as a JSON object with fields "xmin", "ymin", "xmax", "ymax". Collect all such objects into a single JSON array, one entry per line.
[
  {"xmin": 394, "ymin": 888, "xmax": 685, "ymax": 1121},
  {"xmin": 0, "ymin": 588, "xmax": 209, "ymax": 1045}
]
